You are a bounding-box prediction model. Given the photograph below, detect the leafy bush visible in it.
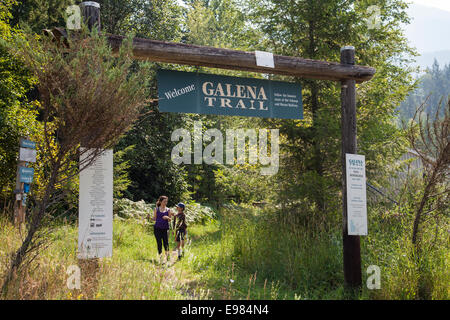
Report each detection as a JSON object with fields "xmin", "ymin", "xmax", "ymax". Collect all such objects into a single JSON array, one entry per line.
[{"xmin": 113, "ymin": 198, "xmax": 217, "ymax": 226}]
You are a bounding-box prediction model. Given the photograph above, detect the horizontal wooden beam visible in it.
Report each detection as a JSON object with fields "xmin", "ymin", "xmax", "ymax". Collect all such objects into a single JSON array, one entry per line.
[
  {"xmin": 107, "ymin": 35, "xmax": 375, "ymax": 83},
  {"xmin": 46, "ymin": 28, "xmax": 375, "ymax": 83}
]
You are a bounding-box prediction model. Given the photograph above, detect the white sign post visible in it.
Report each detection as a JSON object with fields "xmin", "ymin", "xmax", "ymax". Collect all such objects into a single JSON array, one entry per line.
[
  {"xmin": 346, "ymin": 153, "xmax": 368, "ymax": 236},
  {"xmin": 255, "ymin": 50, "xmax": 275, "ymax": 68},
  {"xmin": 78, "ymin": 148, "xmax": 113, "ymax": 259}
]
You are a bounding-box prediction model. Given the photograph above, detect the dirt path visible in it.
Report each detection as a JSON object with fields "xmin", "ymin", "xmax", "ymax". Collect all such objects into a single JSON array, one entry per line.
[{"xmin": 151, "ymin": 249, "xmax": 206, "ymax": 299}]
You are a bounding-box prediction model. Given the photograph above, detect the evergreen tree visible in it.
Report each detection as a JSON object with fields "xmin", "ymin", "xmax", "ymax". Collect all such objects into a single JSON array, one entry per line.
[
  {"xmin": 111, "ymin": 0, "xmax": 189, "ymax": 204},
  {"xmin": 399, "ymin": 59, "xmax": 450, "ymax": 120},
  {"xmin": 9, "ymin": 0, "xmax": 74, "ymax": 32},
  {"xmin": 245, "ymin": 0, "xmax": 417, "ymax": 220},
  {"xmin": 0, "ymin": 0, "xmax": 41, "ymax": 199},
  {"xmin": 180, "ymin": 0, "xmax": 275, "ymax": 205}
]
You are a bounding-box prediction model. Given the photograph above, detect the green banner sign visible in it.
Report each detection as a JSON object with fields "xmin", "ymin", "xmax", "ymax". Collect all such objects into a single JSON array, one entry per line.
[{"xmin": 157, "ymin": 69, "xmax": 303, "ymax": 120}]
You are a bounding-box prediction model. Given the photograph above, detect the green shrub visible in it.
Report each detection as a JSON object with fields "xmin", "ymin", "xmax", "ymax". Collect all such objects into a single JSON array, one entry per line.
[{"xmin": 113, "ymin": 198, "xmax": 217, "ymax": 226}]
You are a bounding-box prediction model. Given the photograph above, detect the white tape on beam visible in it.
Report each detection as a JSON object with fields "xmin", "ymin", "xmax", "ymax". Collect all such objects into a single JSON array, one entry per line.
[
  {"xmin": 81, "ymin": 1, "xmax": 100, "ymax": 8},
  {"xmin": 255, "ymin": 51, "xmax": 275, "ymax": 68}
]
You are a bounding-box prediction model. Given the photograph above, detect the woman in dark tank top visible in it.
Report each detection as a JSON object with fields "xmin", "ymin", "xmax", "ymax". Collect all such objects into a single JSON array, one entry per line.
[{"xmin": 151, "ymin": 195, "xmax": 173, "ymax": 265}]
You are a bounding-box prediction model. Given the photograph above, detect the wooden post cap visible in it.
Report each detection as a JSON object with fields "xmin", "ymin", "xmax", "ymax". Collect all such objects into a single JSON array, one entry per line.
[
  {"xmin": 340, "ymin": 45, "xmax": 355, "ymax": 51},
  {"xmin": 80, "ymin": 1, "xmax": 101, "ymax": 32},
  {"xmin": 340, "ymin": 46, "xmax": 355, "ymax": 65},
  {"xmin": 80, "ymin": 2, "xmax": 100, "ymax": 8}
]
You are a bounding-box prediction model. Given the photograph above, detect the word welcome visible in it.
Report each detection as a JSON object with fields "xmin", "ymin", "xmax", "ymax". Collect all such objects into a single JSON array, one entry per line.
[
  {"xmin": 171, "ymin": 121, "xmax": 279, "ymax": 175},
  {"xmin": 164, "ymin": 84, "xmax": 195, "ymax": 99}
]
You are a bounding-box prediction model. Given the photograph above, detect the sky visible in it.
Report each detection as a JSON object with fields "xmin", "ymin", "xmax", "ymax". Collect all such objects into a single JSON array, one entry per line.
[
  {"xmin": 405, "ymin": 1, "xmax": 450, "ymax": 56},
  {"xmin": 411, "ymin": 0, "xmax": 450, "ymax": 13},
  {"xmin": 176, "ymin": 0, "xmax": 450, "ymax": 66}
]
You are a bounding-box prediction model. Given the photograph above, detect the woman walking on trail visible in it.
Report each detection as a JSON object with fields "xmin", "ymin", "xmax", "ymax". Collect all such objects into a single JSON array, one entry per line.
[
  {"xmin": 172, "ymin": 203, "xmax": 187, "ymax": 260},
  {"xmin": 152, "ymin": 195, "xmax": 173, "ymax": 265}
]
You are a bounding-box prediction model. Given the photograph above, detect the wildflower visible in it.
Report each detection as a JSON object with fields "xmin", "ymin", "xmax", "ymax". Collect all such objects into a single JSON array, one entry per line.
[{"xmin": 230, "ymin": 279, "xmax": 234, "ymax": 283}]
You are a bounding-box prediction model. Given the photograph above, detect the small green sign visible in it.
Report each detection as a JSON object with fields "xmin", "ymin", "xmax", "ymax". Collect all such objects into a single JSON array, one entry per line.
[{"xmin": 157, "ymin": 69, "xmax": 303, "ymax": 120}]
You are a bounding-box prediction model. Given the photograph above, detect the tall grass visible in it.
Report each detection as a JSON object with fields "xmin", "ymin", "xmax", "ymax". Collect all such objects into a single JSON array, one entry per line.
[
  {"xmin": 182, "ymin": 204, "xmax": 448, "ymax": 300},
  {"xmin": 1, "ymin": 216, "xmax": 189, "ymax": 299},
  {"xmin": 230, "ymin": 210, "xmax": 341, "ymax": 294},
  {"xmin": 173, "ymin": 205, "xmax": 346, "ymax": 299},
  {"xmin": 1, "ymin": 201, "xmax": 448, "ymax": 300},
  {"xmin": 363, "ymin": 205, "xmax": 449, "ymax": 299}
]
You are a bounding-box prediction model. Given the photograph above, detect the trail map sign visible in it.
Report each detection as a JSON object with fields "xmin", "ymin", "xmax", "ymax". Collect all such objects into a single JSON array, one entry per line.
[
  {"xmin": 346, "ymin": 153, "xmax": 368, "ymax": 236},
  {"xmin": 157, "ymin": 69, "xmax": 303, "ymax": 120},
  {"xmin": 78, "ymin": 149, "xmax": 113, "ymax": 259}
]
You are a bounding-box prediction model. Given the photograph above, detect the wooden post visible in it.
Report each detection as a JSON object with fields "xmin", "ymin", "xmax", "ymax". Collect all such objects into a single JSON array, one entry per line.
[
  {"xmin": 80, "ymin": 1, "xmax": 101, "ymax": 32},
  {"xmin": 77, "ymin": 258, "xmax": 100, "ymax": 299},
  {"xmin": 340, "ymin": 46, "xmax": 362, "ymax": 289},
  {"xmin": 13, "ymin": 165, "xmax": 25, "ymax": 229},
  {"xmin": 77, "ymin": 3, "xmax": 101, "ymax": 298},
  {"xmin": 46, "ymin": 27, "xmax": 376, "ymax": 83},
  {"xmin": 106, "ymin": 34, "xmax": 375, "ymax": 83},
  {"xmin": 14, "ymin": 138, "xmax": 27, "ymax": 230}
]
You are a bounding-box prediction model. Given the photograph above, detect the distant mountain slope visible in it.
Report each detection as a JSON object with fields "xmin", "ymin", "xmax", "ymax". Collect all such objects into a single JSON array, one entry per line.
[
  {"xmin": 414, "ymin": 50, "xmax": 450, "ymax": 70},
  {"xmin": 405, "ymin": 4, "xmax": 450, "ymax": 68},
  {"xmin": 397, "ymin": 61, "xmax": 449, "ymax": 120}
]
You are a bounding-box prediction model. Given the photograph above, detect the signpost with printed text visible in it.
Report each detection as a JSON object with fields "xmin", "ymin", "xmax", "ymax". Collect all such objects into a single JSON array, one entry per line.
[
  {"xmin": 14, "ymin": 138, "xmax": 36, "ymax": 228},
  {"xmin": 346, "ymin": 154, "xmax": 368, "ymax": 236},
  {"xmin": 78, "ymin": 148, "xmax": 113, "ymax": 259}
]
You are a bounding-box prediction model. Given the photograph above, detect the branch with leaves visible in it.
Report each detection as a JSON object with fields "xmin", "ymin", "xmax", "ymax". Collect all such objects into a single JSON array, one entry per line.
[
  {"xmin": 1, "ymin": 25, "xmax": 150, "ymax": 296},
  {"xmin": 405, "ymin": 97, "xmax": 449, "ymax": 246}
]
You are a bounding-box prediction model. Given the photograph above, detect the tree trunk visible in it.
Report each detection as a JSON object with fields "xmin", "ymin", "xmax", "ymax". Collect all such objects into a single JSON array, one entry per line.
[
  {"xmin": 307, "ymin": 17, "xmax": 325, "ymax": 213},
  {"xmin": 411, "ymin": 169, "xmax": 437, "ymax": 245}
]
